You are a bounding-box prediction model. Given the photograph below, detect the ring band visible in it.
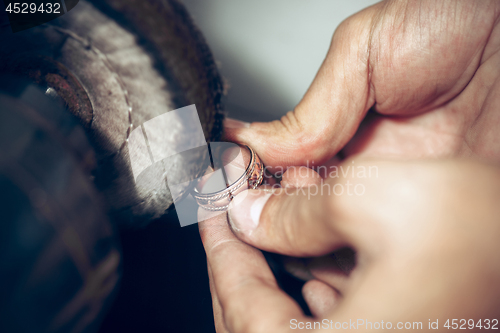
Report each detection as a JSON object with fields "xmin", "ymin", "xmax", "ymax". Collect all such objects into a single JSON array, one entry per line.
[{"xmin": 193, "ymin": 145, "xmax": 264, "ymax": 211}]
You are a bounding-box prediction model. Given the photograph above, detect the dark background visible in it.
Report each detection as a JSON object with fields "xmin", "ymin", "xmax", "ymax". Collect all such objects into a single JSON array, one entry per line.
[{"xmin": 99, "ymin": 213, "xmax": 216, "ymax": 333}]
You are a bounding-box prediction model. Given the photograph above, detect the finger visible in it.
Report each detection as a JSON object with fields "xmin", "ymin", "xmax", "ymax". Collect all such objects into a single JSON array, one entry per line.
[
  {"xmin": 223, "ymin": 6, "xmax": 379, "ymax": 171},
  {"xmin": 229, "ymin": 158, "xmax": 499, "ymax": 259},
  {"xmin": 282, "ymin": 250, "xmax": 355, "ymax": 301},
  {"xmin": 302, "ymin": 279, "xmax": 340, "ymax": 318},
  {"xmin": 316, "ymin": 155, "xmax": 342, "ymax": 179},
  {"xmin": 305, "ymin": 249, "xmax": 356, "ymax": 295},
  {"xmin": 207, "ymin": 261, "xmax": 230, "ymax": 333},
  {"xmin": 280, "ymin": 166, "xmax": 322, "ymax": 188},
  {"xmin": 281, "ymin": 256, "xmax": 314, "ymax": 282},
  {"xmin": 227, "ymin": 184, "xmax": 351, "ymax": 257},
  {"xmin": 199, "ymin": 208, "xmax": 310, "ymax": 333},
  {"xmin": 227, "ymin": 157, "xmax": 389, "ymax": 257}
]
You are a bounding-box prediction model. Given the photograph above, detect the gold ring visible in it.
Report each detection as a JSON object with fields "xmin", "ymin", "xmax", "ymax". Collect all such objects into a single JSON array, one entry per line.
[{"xmin": 193, "ymin": 145, "xmax": 264, "ymax": 211}]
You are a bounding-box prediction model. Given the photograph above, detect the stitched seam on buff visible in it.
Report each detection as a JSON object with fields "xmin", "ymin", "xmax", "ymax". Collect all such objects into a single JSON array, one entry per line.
[{"xmin": 46, "ymin": 24, "xmax": 134, "ymax": 154}]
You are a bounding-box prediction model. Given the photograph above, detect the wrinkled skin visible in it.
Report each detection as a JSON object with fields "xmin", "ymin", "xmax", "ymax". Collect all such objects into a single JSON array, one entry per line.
[{"xmin": 227, "ymin": 0, "xmax": 500, "ymax": 165}]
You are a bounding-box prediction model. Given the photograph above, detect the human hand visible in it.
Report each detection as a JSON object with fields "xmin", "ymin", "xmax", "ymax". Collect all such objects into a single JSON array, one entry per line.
[
  {"xmin": 204, "ymin": 1, "xmax": 500, "ymax": 331},
  {"xmin": 200, "ymin": 159, "xmax": 500, "ymax": 332},
  {"xmin": 225, "ymin": 0, "xmax": 500, "ymax": 167}
]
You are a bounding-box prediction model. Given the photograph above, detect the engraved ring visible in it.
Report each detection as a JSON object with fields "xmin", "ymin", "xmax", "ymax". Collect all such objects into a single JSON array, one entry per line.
[{"xmin": 192, "ymin": 145, "xmax": 264, "ymax": 211}]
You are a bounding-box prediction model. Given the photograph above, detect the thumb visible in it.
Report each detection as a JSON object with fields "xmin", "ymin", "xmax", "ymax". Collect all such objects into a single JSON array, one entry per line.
[
  {"xmin": 226, "ymin": 184, "xmax": 352, "ymax": 257},
  {"xmin": 226, "ymin": 158, "xmax": 399, "ymax": 257},
  {"xmin": 224, "ymin": 6, "xmax": 378, "ymax": 171}
]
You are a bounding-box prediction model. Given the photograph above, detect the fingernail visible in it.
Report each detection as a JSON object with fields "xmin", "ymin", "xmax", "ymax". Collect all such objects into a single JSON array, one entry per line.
[
  {"xmin": 224, "ymin": 118, "xmax": 250, "ymax": 129},
  {"xmin": 228, "ymin": 191, "xmax": 272, "ymax": 233}
]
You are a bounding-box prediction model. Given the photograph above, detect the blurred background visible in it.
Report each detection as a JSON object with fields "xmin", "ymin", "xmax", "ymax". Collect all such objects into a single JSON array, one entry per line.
[{"xmin": 181, "ymin": 0, "xmax": 379, "ymax": 122}]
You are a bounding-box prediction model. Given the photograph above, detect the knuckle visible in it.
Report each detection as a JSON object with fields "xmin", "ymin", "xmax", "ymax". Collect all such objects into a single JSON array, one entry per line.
[
  {"xmin": 276, "ymin": 110, "xmax": 329, "ymax": 163},
  {"xmin": 278, "ymin": 110, "xmax": 302, "ymax": 135}
]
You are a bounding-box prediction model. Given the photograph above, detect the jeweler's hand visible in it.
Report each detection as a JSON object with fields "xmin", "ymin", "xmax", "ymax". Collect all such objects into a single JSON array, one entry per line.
[
  {"xmin": 207, "ymin": 1, "xmax": 500, "ymax": 331},
  {"xmin": 200, "ymin": 159, "xmax": 500, "ymax": 332},
  {"xmin": 225, "ymin": 0, "xmax": 500, "ymax": 169}
]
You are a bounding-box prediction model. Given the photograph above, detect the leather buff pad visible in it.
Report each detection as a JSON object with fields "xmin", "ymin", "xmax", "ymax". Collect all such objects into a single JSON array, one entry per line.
[{"xmin": 0, "ymin": 0, "xmax": 225, "ymax": 226}]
